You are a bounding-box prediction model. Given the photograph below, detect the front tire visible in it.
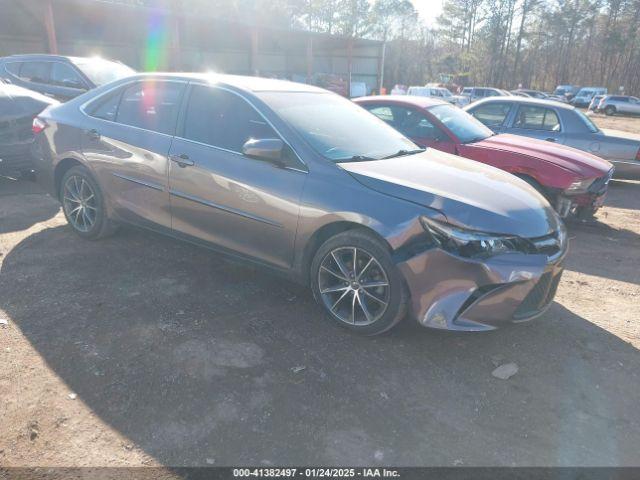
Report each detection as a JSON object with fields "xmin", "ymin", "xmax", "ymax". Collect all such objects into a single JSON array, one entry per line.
[
  {"xmin": 604, "ymin": 106, "xmax": 616, "ymax": 116},
  {"xmin": 310, "ymin": 229, "xmax": 408, "ymax": 335},
  {"xmin": 60, "ymin": 165, "xmax": 117, "ymax": 240}
]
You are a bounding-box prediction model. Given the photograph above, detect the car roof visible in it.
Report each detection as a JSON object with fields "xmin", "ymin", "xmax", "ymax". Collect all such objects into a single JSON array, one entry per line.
[
  {"xmin": 353, "ymin": 94, "xmax": 448, "ymax": 108},
  {"xmin": 468, "ymin": 95, "xmax": 574, "ymax": 110},
  {"xmin": 1, "ymin": 54, "xmax": 81, "ymax": 63},
  {"xmin": 116, "ymin": 72, "xmax": 327, "ymax": 94}
]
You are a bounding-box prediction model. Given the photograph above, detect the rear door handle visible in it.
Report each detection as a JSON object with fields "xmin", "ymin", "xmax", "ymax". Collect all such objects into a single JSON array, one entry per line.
[
  {"xmin": 86, "ymin": 129, "xmax": 100, "ymax": 140},
  {"xmin": 170, "ymin": 153, "xmax": 194, "ymax": 167},
  {"xmin": 545, "ymin": 137, "xmax": 556, "ymax": 142}
]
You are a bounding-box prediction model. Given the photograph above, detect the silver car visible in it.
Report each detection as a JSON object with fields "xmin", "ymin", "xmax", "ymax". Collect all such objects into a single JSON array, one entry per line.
[
  {"xmin": 465, "ymin": 96, "xmax": 640, "ymax": 179},
  {"xmin": 598, "ymin": 95, "xmax": 640, "ymax": 116},
  {"xmin": 451, "ymin": 87, "xmax": 511, "ymax": 106},
  {"xmin": 32, "ymin": 73, "xmax": 567, "ymax": 334}
]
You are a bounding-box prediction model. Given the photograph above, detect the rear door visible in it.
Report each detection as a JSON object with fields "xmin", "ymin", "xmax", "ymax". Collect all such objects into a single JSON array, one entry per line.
[
  {"xmin": 81, "ymin": 79, "xmax": 186, "ymax": 229},
  {"xmin": 167, "ymin": 83, "xmax": 307, "ymax": 269},
  {"xmin": 509, "ymin": 104, "xmax": 565, "ymax": 143},
  {"xmin": 47, "ymin": 61, "xmax": 89, "ymax": 100}
]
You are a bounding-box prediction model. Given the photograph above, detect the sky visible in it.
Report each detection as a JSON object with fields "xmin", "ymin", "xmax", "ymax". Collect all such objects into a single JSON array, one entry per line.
[{"xmin": 411, "ymin": 0, "xmax": 444, "ymax": 26}]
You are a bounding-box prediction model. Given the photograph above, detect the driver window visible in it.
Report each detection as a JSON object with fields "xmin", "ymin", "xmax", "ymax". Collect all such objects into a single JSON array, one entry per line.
[
  {"xmin": 182, "ymin": 85, "xmax": 278, "ymax": 152},
  {"xmin": 470, "ymin": 102, "xmax": 511, "ymax": 127}
]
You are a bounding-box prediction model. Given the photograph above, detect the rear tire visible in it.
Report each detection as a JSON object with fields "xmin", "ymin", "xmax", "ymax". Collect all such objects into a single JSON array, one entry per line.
[
  {"xmin": 604, "ymin": 106, "xmax": 616, "ymax": 116},
  {"xmin": 310, "ymin": 229, "xmax": 408, "ymax": 335},
  {"xmin": 59, "ymin": 166, "xmax": 117, "ymax": 240}
]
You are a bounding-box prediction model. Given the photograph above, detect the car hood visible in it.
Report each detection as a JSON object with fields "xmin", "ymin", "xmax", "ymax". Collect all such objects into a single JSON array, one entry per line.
[
  {"xmin": 472, "ymin": 134, "xmax": 613, "ymax": 178},
  {"xmin": 338, "ymin": 149, "xmax": 561, "ymax": 238}
]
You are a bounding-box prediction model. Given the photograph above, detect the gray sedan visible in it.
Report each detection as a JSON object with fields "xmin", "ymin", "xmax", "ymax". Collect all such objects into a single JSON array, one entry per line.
[
  {"xmin": 465, "ymin": 97, "xmax": 640, "ymax": 179},
  {"xmin": 32, "ymin": 73, "xmax": 566, "ymax": 334}
]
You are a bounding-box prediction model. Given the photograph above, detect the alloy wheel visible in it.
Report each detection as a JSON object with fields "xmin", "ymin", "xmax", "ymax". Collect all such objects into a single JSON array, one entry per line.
[
  {"xmin": 63, "ymin": 175, "xmax": 97, "ymax": 233},
  {"xmin": 317, "ymin": 247, "xmax": 390, "ymax": 326}
]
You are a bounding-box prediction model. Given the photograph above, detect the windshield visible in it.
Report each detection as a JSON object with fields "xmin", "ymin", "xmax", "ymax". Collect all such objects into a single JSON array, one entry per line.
[
  {"xmin": 575, "ymin": 109, "xmax": 600, "ymax": 133},
  {"xmin": 72, "ymin": 58, "xmax": 135, "ymax": 86},
  {"xmin": 259, "ymin": 92, "xmax": 417, "ymax": 162},
  {"xmin": 437, "ymin": 88, "xmax": 453, "ymax": 98},
  {"xmin": 429, "ymin": 104, "xmax": 493, "ymax": 143},
  {"xmin": 577, "ymin": 89, "xmax": 594, "ymax": 97}
]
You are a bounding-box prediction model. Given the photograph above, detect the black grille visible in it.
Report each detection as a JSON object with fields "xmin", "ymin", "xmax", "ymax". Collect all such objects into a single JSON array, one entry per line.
[{"xmin": 513, "ymin": 271, "xmax": 562, "ymax": 320}]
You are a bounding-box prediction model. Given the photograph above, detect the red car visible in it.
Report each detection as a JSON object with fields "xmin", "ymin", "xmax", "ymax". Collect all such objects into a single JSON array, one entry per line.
[{"xmin": 354, "ymin": 95, "xmax": 614, "ymax": 219}]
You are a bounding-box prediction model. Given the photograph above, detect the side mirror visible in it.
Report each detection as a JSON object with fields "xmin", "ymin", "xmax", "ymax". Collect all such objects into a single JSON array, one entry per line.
[{"xmin": 242, "ymin": 138, "xmax": 285, "ymax": 165}]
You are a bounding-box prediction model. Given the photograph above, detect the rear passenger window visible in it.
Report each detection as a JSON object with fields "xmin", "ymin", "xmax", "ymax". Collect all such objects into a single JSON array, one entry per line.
[
  {"xmin": 182, "ymin": 85, "xmax": 277, "ymax": 152},
  {"xmin": 469, "ymin": 102, "xmax": 511, "ymax": 127},
  {"xmin": 514, "ymin": 106, "xmax": 560, "ymax": 131},
  {"xmin": 19, "ymin": 62, "xmax": 50, "ymax": 84},
  {"xmin": 89, "ymin": 90, "xmax": 122, "ymax": 122},
  {"xmin": 50, "ymin": 62, "xmax": 85, "ymax": 89},
  {"xmin": 116, "ymin": 81, "xmax": 184, "ymax": 135}
]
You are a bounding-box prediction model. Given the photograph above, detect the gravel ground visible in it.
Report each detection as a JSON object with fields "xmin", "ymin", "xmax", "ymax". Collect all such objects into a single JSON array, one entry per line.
[{"xmin": 1, "ymin": 115, "xmax": 639, "ymax": 468}]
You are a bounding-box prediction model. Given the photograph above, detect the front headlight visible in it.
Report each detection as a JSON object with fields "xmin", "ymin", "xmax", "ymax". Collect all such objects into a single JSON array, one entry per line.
[
  {"xmin": 420, "ymin": 216, "xmax": 531, "ymax": 258},
  {"xmin": 565, "ymin": 178, "xmax": 594, "ymax": 194}
]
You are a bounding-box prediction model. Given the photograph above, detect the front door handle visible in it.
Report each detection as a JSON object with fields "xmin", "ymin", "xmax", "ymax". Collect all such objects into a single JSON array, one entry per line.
[
  {"xmin": 86, "ymin": 129, "xmax": 100, "ymax": 140},
  {"xmin": 545, "ymin": 137, "xmax": 556, "ymax": 142},
  {"xmin": 170, "ymin": 153, "xmax": 194, "ymax": 167}
]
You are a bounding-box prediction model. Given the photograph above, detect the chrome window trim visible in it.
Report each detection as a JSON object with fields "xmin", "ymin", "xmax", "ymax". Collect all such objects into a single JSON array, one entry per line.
[
  {"xmin": 178, "ymin": 81, "xmax": 308, "ymax": 172},
  {"xmin": 79, "ymin": 78, "xmax": 189, "ymax": 138}
]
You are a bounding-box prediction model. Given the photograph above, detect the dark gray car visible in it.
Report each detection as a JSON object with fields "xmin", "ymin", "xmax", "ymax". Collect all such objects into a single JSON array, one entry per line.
[
  {"xmin": 0, "ymin": 54, "xmax": 135, "ymax": 101},
  {"xmin": 32, "ymin": 73, "xmax": 567, "ymax": 334},
  {"xmin": 0, "ymin": 80, "xmax": 58, "ymax": 174},
  {"xmin": 465, "ymin": 96, "xmax": 640, "ymax": 179}
]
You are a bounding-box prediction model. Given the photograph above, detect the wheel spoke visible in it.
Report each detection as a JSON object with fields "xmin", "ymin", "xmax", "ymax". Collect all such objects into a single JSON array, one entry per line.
[
  {"xmin": 331, "ymin": 251, "xmax": 352, "ymax": 278},
  {"xmin": 356, "ymin": 258, "xmax": 374, "ymax": 281},
  {"xmin": 320, "ymin": 285, "xmax": 350, "ymax": 294},
  {"xmin": 361, "ymin": 288, "xmax": 387, "ymax": 306},
  {"xmin": 361, "ymin": 280, "xmax": 389, "ymax": 289},
  {"xmin": 352, "ymin": 248, "xmax": 357, "ymax": 278},
  {"xmin": 357, "ymin": 293, "xmax": 373, "ymax": 323},
  {"xmin": 331, "ymin": 288, "xmax": 351, "ymax": 311},
  {"xmin": 64, "ymin": 195, "xmax": 80, "ymax": 204},
  {"xmin": 351, "ymin": 291, "xmax": 357, "ymax": 324},
  {"xmin": 320, "ymin": 265, "xmax": 348, "ymax": 282},
  {"xmin": 85, "ymin": 204, "xmax": 97, "ymax": 211}
]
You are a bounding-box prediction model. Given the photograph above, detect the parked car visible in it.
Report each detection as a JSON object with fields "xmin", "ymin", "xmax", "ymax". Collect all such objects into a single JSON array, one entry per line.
[
  {"xmin": 407, "ymin": 85, "xmax": 455, "ymax": 103},
  {"xmin": 0, "ymin": 54, "xmax": 135, "ymax": 101},
  {"xmin": 0, "ymin": 80, "xmax": 58, "ymax": 175},
  {"xmin": 598, "ymin": 95, "xmax": 640, "ymax": 116},
  {"xmin": 355, "ymin": 95, "xmax": 613, "ymax": 219},
  {"xmin": 33, "ymin": 73, "xmax": 568, "ymax": 334},
  {"xmin": 554, "ymin": 85, "xmax": 581, "ymax": 101},
  {"xmin": 452, "ymin": 87, "xmax": 511, "ymax": 106},
  {"xmin": 465, "ymin": 96, "xmax": 640, "ymax": 179},
  {"xmin": 571, "ymin": 87, "xmax": 607, "ymax": 108},
  {"xmin": 588, "ymin": 95, "xmax": 605, "ymax": 112},
  {"xmin": 512, "ymin": 89, "xmax": 548, "ymax": 99},
  {"xmin": 511, "ymin": 90, "xmax": 532, "ymax": 97}
]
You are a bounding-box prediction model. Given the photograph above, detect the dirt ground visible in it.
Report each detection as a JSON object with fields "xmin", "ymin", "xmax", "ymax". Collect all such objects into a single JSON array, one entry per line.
[{"xmin": 1, "ymin": 115, "xmax": 639, "ymax": 468}]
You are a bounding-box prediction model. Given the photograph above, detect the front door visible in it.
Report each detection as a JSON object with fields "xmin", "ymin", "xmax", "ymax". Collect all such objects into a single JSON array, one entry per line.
[
  {"xmin": 168, "ymin": 84, "xmax": 306, "ymax": 269},
  {"xmin": 81, "ymin": 79, "xmax": 186, "ymax": 229}
]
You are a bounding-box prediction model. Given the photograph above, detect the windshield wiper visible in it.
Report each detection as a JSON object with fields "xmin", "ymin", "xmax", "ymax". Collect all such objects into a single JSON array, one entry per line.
[
  {"xmin": 382, "ymin": 148, "xmax": 425, "ymax": 159},
  {"xmin": 337, "ymin": 155, "xmax": 377, "ymax": 162}
]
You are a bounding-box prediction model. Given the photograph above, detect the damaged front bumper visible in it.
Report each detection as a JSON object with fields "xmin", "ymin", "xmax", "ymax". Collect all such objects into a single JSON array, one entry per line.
[{"xmin": 397, "ymin": 247, "xmax": 566, "ymax": 332}]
